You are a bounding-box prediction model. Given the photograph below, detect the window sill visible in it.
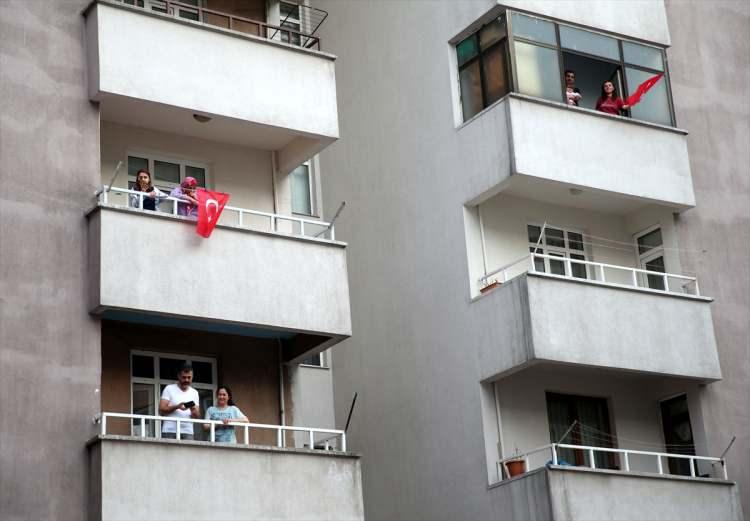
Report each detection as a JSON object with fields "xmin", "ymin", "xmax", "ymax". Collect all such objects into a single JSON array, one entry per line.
[{"xmin": 298, "ymin": 364, "xmax": 330, "ymax": 370}]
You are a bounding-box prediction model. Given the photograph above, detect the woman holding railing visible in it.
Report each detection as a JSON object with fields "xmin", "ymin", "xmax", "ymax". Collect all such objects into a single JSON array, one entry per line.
[
  {"xmin": 129, "ymin": 169, "xmax": 167, "ymax": 211},
  {"xmin": 203, "ymin": 386, "xmax": 249, "ymax": 443}
]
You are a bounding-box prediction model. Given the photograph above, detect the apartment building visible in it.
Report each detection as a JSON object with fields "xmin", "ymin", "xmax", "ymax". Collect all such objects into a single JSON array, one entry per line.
[
  {"xmin": 0, "ymin": 1, "xmax": 362, "ymax": 519},
  {"xmin": 314, "ymin": 1, "xmax": 749, "ymax": 520}
]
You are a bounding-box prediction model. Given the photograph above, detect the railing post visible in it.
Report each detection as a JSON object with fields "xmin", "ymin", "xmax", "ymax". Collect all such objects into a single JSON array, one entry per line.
[
  {"xmin": 176, "ymin": 420, "xmax": 181, "ymax": 441},
  {"xmin": 277, "ymin": 428, "xmax": 282, "ymax": 447},
  {"xmin": 101, "ymin": 414, "xmax": 107, "ymax": 436},
  {"xmin": 172, "ymin": 200, "xmax": 178, "ymax": 215},
  {"xmin": 210, "ymin": 423, "xmax": 215, "ymax": 443},
  {"xmin": 341, "ymin": 433, "xmax": 347, "ymax": 452},
  {"xmin": 694, "ymin": 280, "xmax": 701, "ymax": 297},
  {"xmin": 238, "ymin": 210, "xmax": 244, "ymax": 227},
  {"xmin": 139, "ymin": 193, "xmax": 144, "ymax": 210},
  {"xmin": 722, "ymin": 460, "xmax": 728, "ymax": 480},
  {"xmin": 102, "ymin": 189, "xmax": 108, "ymax": 205},
  {"xmin": 631, "ymin": 270, "xmax": 638, "ymax": 288},
  {"xmin": 565, "ymin": 258, "xmax": 572, "ymax": 277},
  {"xmin": 552, "ymin": 444, "xmax": 558, "ymax": 465},
  {"xmin": 308, "ymin": 430, "xmax": 314, "ymax": 449},
  {"xmin": 529, "ymin": 254, "xmax": 536, "ymax": 272},
  {"xmin": 300, "ymin": 220, "xmax": 305, "ymax": 236},
  {"xmin": 599, "ymin": 265, "xmax": 606, "ymax": 282},
  {"xmin": 656, "ymin": 454, "xmax": 663, "ymax": 474},
  {"xmin": 330, "ymin": 225, "xmax": 335, "ymax": 241},
  {"xmin": 140, "ymin": 418, "xmax": 146, "ymax": 438},
  {"xmin": 690, "ymin": 457, "xmax": 696, "ymax": 477},
  {"xmin": 588, "ymin": 449, "xmax": 596, "ymax": 469},
  {"xmin": 623, "ymin": 451, "xmax": 630, "ymax": 472},
  {"xmin": 244, "ymin": 425, "xmax": 249, "ymax": 445},
  {"xmin": 663, "ymin": 274, "xmax": 669, "ymax": 292}
]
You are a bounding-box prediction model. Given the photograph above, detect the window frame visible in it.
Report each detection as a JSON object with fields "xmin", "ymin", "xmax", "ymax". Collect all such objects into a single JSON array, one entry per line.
[
  {"xmin": 299, "ymin": 349, "xmax": 329, "ymax": 369},
  {"xmin": 126, "ymin": 151, "xmax": 211, "ymax": 195},
  {"xmin": 290, "ymin": 160, "xmax": 317, "ymax": 217},
  {"xmin": 527, "ymin": 222, "xmax": 589, "ymax": 279},
  {"xmin": 634, "ymin": 224, "xmax": 667, "ymax": 290},
  {"xmin": 129, "ymin": 350, "xmax": 218, "ymax": 437}
]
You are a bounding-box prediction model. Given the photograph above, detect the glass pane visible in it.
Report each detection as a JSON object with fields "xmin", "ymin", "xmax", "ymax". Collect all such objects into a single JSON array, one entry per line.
[
  {"xmin": 530, "ymin": 247, "xmax": 545, "ymax": 272},
  {"xmin": 637, "ymin": 228, "xmax": 663, "ymax": 255},
  {"xmin": 132, "ymin": 383, "xmax": 155, "ymax": 437},
  {"xmin": 179, "ymin": 9, "xmax": 200, "ymax": 21},
  {"xmin": 515, "ymin": 41, "xmax": 563, "ymax": 102},
  {"xmin": 459, "ymin": 60, "xmax": 483, "ymax": 120},
  {"xmin": 545, "ymin": 228, "xmax": 565, "ymax": 248},
  {"xmin": 128, "ymin": 156, "xmax": 148, "ymax": 178},
  {"xmin": 559, "ymin": 25, "xmax": 619, "ymax": 61},
  {"xmin": 280, "ymin": 1, "xmax": 300, "ymax": 19},
  {"xmin": 527, "ymin": 225, "xmax": 542, "ymax": 244},
  {"xmin": 511, "ymin": 12, "xmax": 556, "ymax": 45},
  {"xmin": 549, "ymin": 253, "xmax": 566, "ymax": 275},
  {"xmin": 568, "ymin": 232, "xmax": 584, "ymax": 251},
  {"xmin": 482, "ymin": 43, "xmax": 510, "ymax": 105},
  {"xmin": 646, "ymin": 256, "xmax": 666, "ymax": 290},
  {"xmin": 192, "ymin": 389, "xmax": 214, "ymax": 442},
  {"xmin": 623, "ymin": 41, "xmax": 663, "ymax": 71},
  {"xmin": 281, "ymin": 21, "xmax": 301, "ymax": 46},
  {"xmin": 291, "ymin": 164, "xmax": 312, "ymax": 215},
  {"xmin": 302, "ymin": 353, "xmax": 322, "ymax": 366},
  {"xmin": 626, "ymin": 67, "xmax": 671, "ymax": 125},
  {"xmin": 132, "ymin": 355, "xmax": 154, "ymax": 378},
  {"xmin": 159, "ymin": 357, "xmax": 183, "ymax": 380},
  {"xmin": 571, "ymin": 253, "xmax": 587, "ymax": 279},
  {"xmin": 479, "ymin": 19, "xmax": 506, "ymax": 50},
  {"xmin": 154, "ymin": 160, "xmax": 180, "ymax": 184},
  {"xmin": 192, "ymin": 361, "xmax": 213, "ymax": 384},
  {"xmin": 456, "ymin": 35, "xmax": 479, "ymax": 67},
  {"xmin": 185, "ymin": 165, "xmax": 205, "ymax": 187}
]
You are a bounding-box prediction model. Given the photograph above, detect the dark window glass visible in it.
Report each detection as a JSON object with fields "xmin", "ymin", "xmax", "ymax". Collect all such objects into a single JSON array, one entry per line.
[
  {"xmin": 185, "ymin": 165, "xmax": 206, "ymax": 187},
  {"xmin": 280, "ymin": 1, "xmax": 300, "ymax": 19},
  {"xmin": 154, "ymin": 160, "xmax": 180, "ymax": 184},
  {"xmin": 545, "ymin": 228, "xmax": 565, "ymax": 248},
  {"xmin": 128, "ymin": 156, "xmax": 148, "ymax": 178},
  {"xmin": 637, "ymin": 228, "xmax": 663, "ymax": 255},
  {"xmin": 459, "ymin": 61, "xmax": 483, "ymax": 120},
  {"xmin": 511, "ymin": 12, "xmax": 556, "ymax": 45},
  {"xmin": 571, "ymin": 253, "xmax": 587, "ymax": 279},
  {"xmin": 527, "ymin": 225, "xmax": 542, "ymax": 244},
  {"xmin": 159, "ymin": 357, "xmax": 184, "ymax": 380},
  {"xmin": 549, "ymin": 253, "xmax": 566, "ymax": 275},
  {"xmin": 623, "ymin": 41, "xmax": 663, "ymax": 71},
  {"xmin": 626, "ymin": 67, "xmax": 671, "ymax": 126},
  {"xmin": 482, "ymin": 42, "xmax": 510, "ymax": 105},
  {"xmin": 456, "ymin": 35, "xmax": 479, "ymax": 67},
  {"xmin": 568, "ymin": 232, "xmax": 584, "ymax": 251},
  {"xmin": 192, "ymin": 361, "xmax": 213, "ymax": 384},
  {"xmin": 559, "ymin": 25, "xmax": 619, "ymax": 60},
  {"xmin": 530, "ymin": 247, "xmax": 545, "ymax": 272},
  {"xmin": 645, "ymin": 255, "xmax": 666, "ymax": 290},
  {"xmin": 132, "ymin": 355, "xmax": 154, "ymax": 378},
  {"xmin": 302, "ymin": 353, "xmax": 322, "ymax": 366},
  {"xmin": 479, "ymin": 19, "xmax": 505, "ymax": 50}
]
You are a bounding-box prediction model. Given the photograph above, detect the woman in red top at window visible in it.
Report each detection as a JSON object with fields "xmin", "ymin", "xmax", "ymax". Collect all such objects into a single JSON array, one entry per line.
[{"xmin": 595, "ymin": 80, "xmax": 630, "ymax": 115}]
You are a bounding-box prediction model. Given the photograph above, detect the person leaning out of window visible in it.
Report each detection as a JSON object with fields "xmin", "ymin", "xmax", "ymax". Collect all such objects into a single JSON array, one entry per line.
[
  {"xmin": 129, "ymin": 169, "xmax": 167, "ymax": 211},
  {"xmin": 595, "ymin": 80, "xmax": 630, "ymax": 115},
  {"xmin": 203, "ymin": 386, "xmax": 249, "ymax": 443}
]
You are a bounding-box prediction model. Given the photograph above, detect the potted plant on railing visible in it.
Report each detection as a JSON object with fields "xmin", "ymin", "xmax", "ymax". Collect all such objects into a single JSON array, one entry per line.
[{"xmin": 505, "ymin": 447, "xmax": 527, "ymax": 478}]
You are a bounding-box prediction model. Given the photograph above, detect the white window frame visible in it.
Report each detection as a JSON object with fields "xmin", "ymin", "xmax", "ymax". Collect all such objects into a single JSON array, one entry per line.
[
  {"xmin": 527, "ymin": 222, "xmax": 589, "ymax": 278},
  {"xmin": 634, "ymin": 224, "xmax": 666, "ymax": 289},
  {"xmin": 279, "ymin": 1, "xmax": 303, "ymax": 45},
  {"xmin": 290, "ymin": 160, "xmax": 318, "ymax": 217},
  {"xmin": 129, "ymin": 350, "xmax": 218, "ymax": 437},
  {"xmin": 126, "ymin": 151, "xmax": 211, "ymax": 195},
  {"xmin": 299, "ymin": 349, "xmax": 329, "ymax": 369}
]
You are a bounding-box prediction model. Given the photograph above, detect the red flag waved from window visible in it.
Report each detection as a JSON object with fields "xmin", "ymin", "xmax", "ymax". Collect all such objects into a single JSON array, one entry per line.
[
  {"xmin": 196, "ymin": 188, "xmax": 230, "ymax": 238},
  {"xmin": 625, "ymin": 73, "xmax": 664, "ymax": 107}
]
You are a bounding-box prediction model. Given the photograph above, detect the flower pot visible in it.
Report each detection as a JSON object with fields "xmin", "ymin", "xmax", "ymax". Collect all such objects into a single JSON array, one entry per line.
[{"xmin": 506, "ymin": 459, "xmax": 526, "ymax": 478}]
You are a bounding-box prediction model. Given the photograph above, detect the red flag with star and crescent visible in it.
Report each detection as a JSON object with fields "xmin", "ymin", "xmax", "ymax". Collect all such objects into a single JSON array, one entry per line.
[
  {"xmin": 625, "ymin": 73, "xmax": 664, "ymax": 106},
  {"xmin": 196, "ymin": 188, "xmax": 230, "ymax": 238}
]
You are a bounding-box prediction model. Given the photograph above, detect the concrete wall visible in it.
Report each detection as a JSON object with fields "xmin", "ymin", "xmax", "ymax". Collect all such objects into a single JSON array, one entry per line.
[
  {"xmin": 313, "ymin": 0, "xmax": 730, "ymax": 519},
  {"xmin": 289, "ymin": 364, "xmax": 337, "ymax": 446},
  {"xmin": 664, "ymin": 0, "xmax": 750, "ymax": 514},
  {"xmin": 85, "ymin": 1, "xmax": 339, "ymax": 140},
  {"xmin": 89, "ymin": 437, "xmax": 364, "ymax": 521},
  {"xmin": 0, "ymin": 1, "xmax": 101, "ymax": 519},
  {"xmin": 88, "ymin": 206, "xmax": 351, "ymax": 339},
  {"xmin": 100, "ymin": 121, "xmax": 275, "ymax": 216},
  {"xmin": 547, "ymin": 467, "xmax": 743, "ymax": 521}
]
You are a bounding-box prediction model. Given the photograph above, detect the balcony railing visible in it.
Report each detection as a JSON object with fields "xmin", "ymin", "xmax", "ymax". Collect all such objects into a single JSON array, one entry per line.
[
  {"xmin": 98, "ymin": 186, "xmax": 336, "ymax": 240},
  {"xmin": 479, "ymin": 252, "xmax": 701, "ymax": 297},
  {"xmin": 497, "ymin": 443, "xmax": 728, "ymax": 482},
  {"xmin": 117, "ymin": 0, "xmax": 326, "ymax": 50},
  {"xmin": 99, "ymin": 412, "xmax": 346, "ymax": 451}
]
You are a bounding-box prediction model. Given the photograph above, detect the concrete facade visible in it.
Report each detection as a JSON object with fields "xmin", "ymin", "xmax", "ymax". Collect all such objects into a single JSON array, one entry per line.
[
  {"xmin": 314, "ymin": 0, "xmax": 747, "ymax": 519},
  {"xmin": 88, "ymin": 436, "xmax": 364, "ymax": 521}
]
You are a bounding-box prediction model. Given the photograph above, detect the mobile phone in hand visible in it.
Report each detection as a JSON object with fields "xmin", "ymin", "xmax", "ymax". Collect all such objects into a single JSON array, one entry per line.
[{"xmin": 183, "ymin": 401, "xmax": 196, "ymax": 409}]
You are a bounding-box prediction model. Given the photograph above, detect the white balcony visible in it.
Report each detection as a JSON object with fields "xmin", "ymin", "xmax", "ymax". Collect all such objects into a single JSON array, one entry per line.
[
  {"xmin": 89, "ymin": 414, "xmax": 363, "ymax": 521},
  {"xmin": 87, "ymin": 199, "xmax": 351, "ymax": 362},
  {"xmin": 472, "ymin": 259, "xmax": 721, "ymax": 382},
  {"xmin": 84, "ymin": 0, "xmax": 339, "ymax": 174},
  {"xmin": 459, "ymin": 94, "xmax": 695, "ymax": 213}
]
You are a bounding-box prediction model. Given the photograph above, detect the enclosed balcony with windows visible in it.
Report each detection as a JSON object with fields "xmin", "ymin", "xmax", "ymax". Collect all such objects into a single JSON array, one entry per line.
[
  {"xmin": 453, "ymin": 9, "xmax": 694, "ymax": 209},
  {"xmin": 463, "ymin": 193, "xmax": 721, "ymax": 381},
  {"xmin": 84, "ymin": 0, "xmax": 338, "ymax": 174},
  {"xmin": 478, "ymin": 365, "xmax": 743, "ymax": 521}
]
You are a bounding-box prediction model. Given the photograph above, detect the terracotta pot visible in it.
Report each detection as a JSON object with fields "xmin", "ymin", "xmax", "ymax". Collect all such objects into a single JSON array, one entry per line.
[{"xmin": 506, "ymin": 459, "xmax": 526, "ymax": 478}]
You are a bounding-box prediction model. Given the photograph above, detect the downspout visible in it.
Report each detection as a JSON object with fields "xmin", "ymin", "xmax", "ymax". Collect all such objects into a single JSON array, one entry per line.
[
  {"xmin": 277, "ymin": 339, "xmax": 286, "ymax": 447},
  {"xmin": 271, "ymin": 150, "xmax": 280, "ymax": 215}
]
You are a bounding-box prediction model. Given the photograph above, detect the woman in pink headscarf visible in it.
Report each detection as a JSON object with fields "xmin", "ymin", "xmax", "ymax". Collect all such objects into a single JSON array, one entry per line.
[{"xmin": 170, "ymin": 177, "xmax": 199, "ymax": 218}]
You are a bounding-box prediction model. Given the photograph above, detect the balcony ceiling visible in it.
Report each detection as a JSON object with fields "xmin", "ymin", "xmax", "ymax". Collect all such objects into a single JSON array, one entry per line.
[{"xmin": 100, "ymin": 94, "xmax": 300, "ymax": 150}]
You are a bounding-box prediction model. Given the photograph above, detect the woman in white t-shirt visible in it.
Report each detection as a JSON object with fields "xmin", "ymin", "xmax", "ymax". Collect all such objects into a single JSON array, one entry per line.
[{"xmin": 203, "ymin": 386, "xmax": 248, "ymax": 443}]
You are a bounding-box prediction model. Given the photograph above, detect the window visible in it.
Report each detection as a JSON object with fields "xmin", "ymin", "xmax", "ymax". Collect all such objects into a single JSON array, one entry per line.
[
  {"xmin": 130, "ymin": 351, "xmax": 217, "ymax": 439},
  {"xmin": 301, "ymin": 350, "xmax": 327, "ymax": 368},
  {"xmin": 635, "ymin": 226, "xmax": 666, "ymax": 290},
  {"xmin": 291, "ymin": 162, "xmax": 314, "ymax": 215},
  {"xmin": 127, "ymin": 154, "xmax": 208, "ymax": 208},
  {"xmin": 456, "ymin": 16, "xmax": 511, "ymax": 121},
  {"xmin": 546, "ymin": 392, "xmax": 617, "ymax": 469},
  {"xmin": 279, "ymin": 1, "xmax": 302, "ymax": 46},
  {"xmin": 659, "ymin": 394, "xmax": 696, "ymax": 476},
  {"xmin": 528, "ymin": 224, "xmax": 588, "ymax": 279},
  {"xmin": 455, "ymin": 10, "xmax": 675, "ymax": 126}
]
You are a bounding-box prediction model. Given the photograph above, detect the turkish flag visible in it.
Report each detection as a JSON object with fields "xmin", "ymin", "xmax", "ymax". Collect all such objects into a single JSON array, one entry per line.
[
  {"xmin": 625, "ymin": 73, "xmax": 664, "ymax": 106},
  {"xmin": 196, "ymin": 188, "xmax": 230, "ymax": 238}
]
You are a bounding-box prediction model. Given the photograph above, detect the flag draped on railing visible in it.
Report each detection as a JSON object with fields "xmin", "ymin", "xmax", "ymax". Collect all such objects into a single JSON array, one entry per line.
[
  {"xmin": 625, "ymin": 73, "xmax": 664, "ymax": 106},
  {"xmin": 196, "ymin": 188, "xmax": 230, "ymax": 238}
]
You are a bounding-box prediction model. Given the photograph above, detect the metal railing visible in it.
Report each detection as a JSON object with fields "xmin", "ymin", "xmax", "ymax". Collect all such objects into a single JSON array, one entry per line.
[
  {"xmin": 100, "ymin": 412, "xmax": 346, "ymax": 451},
  {"xmin": 497, "ymin": 443, "xmax": 728, "ymax": 481},
  {"xmin": 479, "ymin": 252, "xmax": 701, "ymax": 297},
  {"xmin": 117, "ymin": 0, "xmax": 325, "ymax": 50},
  {"xmin": 98, "ymin": 185, "xmax": 335, "ymax": 240}
]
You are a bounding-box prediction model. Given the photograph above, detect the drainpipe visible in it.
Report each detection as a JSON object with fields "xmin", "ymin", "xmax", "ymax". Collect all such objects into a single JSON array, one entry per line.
[
  {"xmin": 271, "ymin": 150, "xmax": 279, "ymax": 216},
  {"xmin": 278, "ymin": 339, "xmax": 286, "ymax": 447}
]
